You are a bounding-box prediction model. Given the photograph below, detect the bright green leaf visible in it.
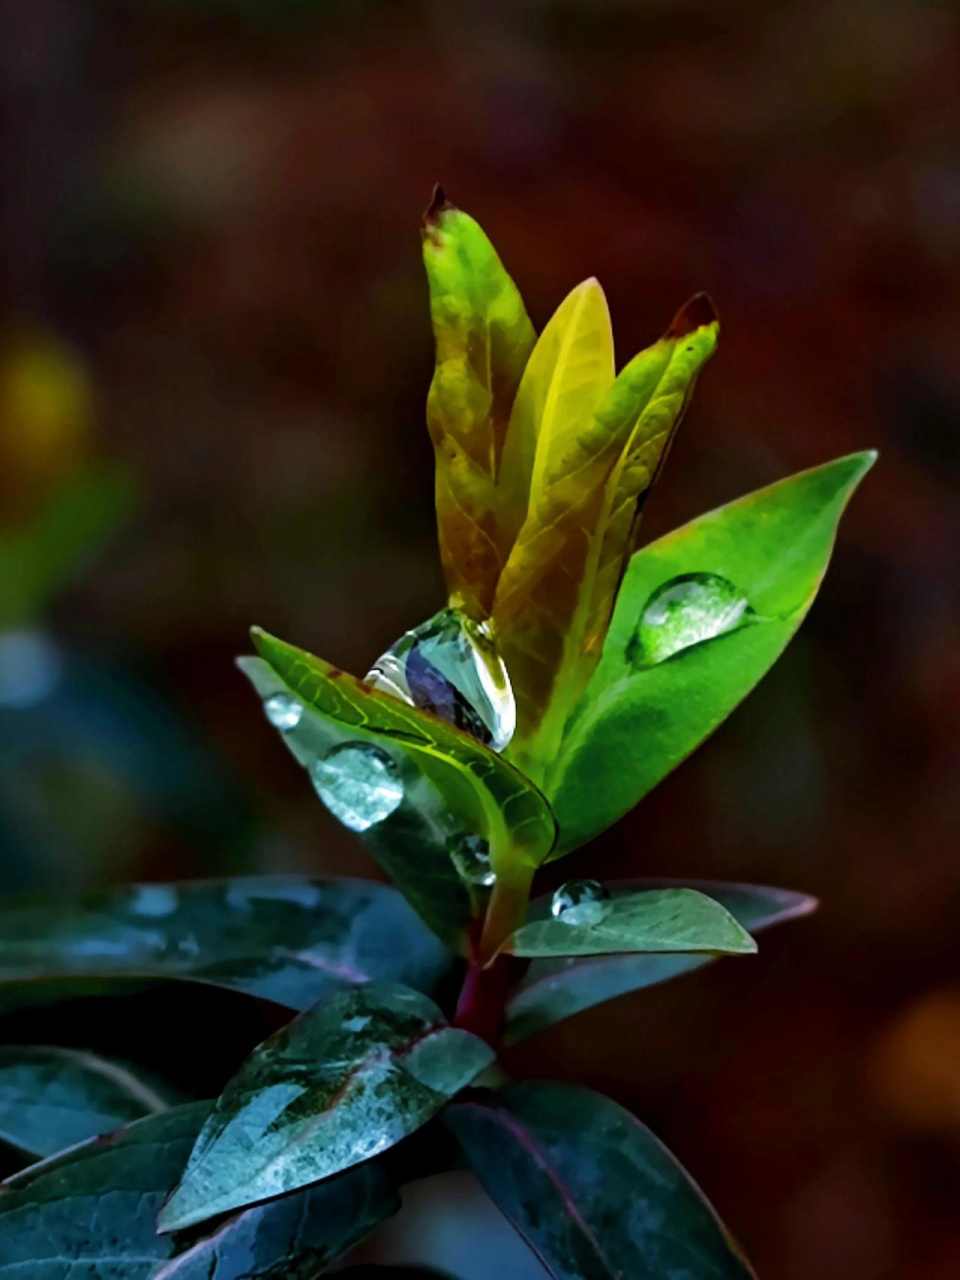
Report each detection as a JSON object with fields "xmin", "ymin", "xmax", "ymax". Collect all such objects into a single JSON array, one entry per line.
[
  {"xmin": 504, "ymin": 880, "xmax": 816, "ymax": 1044},
  {"xmin": 248, "ymin": 629, "xmax": 556, "ymax": 890},
  {"xmin": 548, "ymin": 451, "xmax": 876, "ymax": 851},
  {"xmin": 446, "ymin": 1082, "xmax": 756, "ymax": 1280},
  {"xmin": 0, "ymin": 1045, "xmax": 167, "ymax": 1159},
  {"xmin": 159, "ymin": 983, "xmax": 495, "ymax": 1232},
  {"xmin": 0, "ymin": 876, "xmax": 452, "ymax": 1012},
  {"xmin": 499, "ymin": 888, "xmax": 756, "ymax": 961},
  {"xmin": 0, "ymin": 1102, "xmax": 399, "ymax": 1279},
  {"xmin": 422, "ymin": 188, "xmax": 536, "ymax": 621}
]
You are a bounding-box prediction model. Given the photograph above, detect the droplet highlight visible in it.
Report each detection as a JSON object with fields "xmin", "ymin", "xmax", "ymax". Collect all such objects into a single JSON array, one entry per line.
[
  {"xmin": 264, "ymin": 693, "xmax": 304, "ymax": 731},
  {"xmin": 310, "ymin": 743, "xmax": 404, "ymax": 832},
  {"xmin": 448, "ymin": 833, "xmax": 496, "ymax": 887},
  {"xmin": 366, "ymin": 607, "xmax": 515, "ymax": 752},
  {"xmin": 551, "ymin": 879, "xmax": 610, "ymax": 926},
  {"xmin": 629, "ymin": 572, "xmax": 754, "ymax": 668}
]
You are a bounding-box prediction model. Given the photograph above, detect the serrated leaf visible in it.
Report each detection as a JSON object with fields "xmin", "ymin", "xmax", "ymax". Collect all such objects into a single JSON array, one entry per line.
[
  {"xmin": 159, "ymin": 983, "xmax": 495, "ymax": 1232},
  {"xmin": 0, "ymin": 876, "xmax": 452, "ymax": 1013},
  {"xmin": 504, "ymin": 880, "xmax": 815, "ymax": 1044},
  {"xmin": 249, "ymin": 629, "xmax": 556, "ymax": 891},
  {"xmin": 0, "ymin": 1045, "xmax": 168, "ymax": 1159},
  {"xmin": 548, "ymin": 451, "xmax": 876, "ymax": 852},
  {"xmin": 499, "ymin": 888, "xmax": 755, "ymax": 961},
  {"xmin": 422, "ymin": 188, "xmax": 536, "ymax": 621},
  {"xmin": 494, "ymin": 299, "xmax": 718, "ymax": 774},
  {"xmin": 446, "ymin": 1082, "xmax": 756, "ymax": 1280},
  {"xmin": 0, "ymin": 1102, "xmax": 399, "ymax": 1279}
]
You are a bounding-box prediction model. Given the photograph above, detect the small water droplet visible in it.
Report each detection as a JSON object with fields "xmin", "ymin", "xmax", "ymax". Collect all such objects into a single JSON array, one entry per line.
[
  {"xmin": 310, "ymin": 743, "xmax": 404, "ymax": 832},
  {"xmin": 551, "ymin": 879, "xmax": 610, "ymax": 925},
  {"xmin": 366, "ymin": 607, "xmax": 515, "ymax": 752},
  {"xmin": 629, "ymin": 572, "xmax": 754, "ymax": 668},
  {"xmin": 264, "ymin": 693, "xmax": 304, "ymax": 731},
  {"xmin": 448, "ymin": 833, "xmax": 496, "ymax": 887}
]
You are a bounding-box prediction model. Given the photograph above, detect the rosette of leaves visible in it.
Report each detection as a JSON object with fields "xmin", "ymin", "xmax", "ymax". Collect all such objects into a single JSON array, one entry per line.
[{"xmin": 0, "ymin": 192, "xmax": 874, "ymax": 1278}]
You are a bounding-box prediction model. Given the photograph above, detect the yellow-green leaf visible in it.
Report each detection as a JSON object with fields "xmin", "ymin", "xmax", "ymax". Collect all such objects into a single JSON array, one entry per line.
[
  {"xmin": 251, "ymin": 628, "xmax": 556, "ymax": 877},
  {"xmin": 493, "ymin": 295, "xmax": 718, "ymax": 779},
  {"xmin": 422, "ymin": 188, "xmax": 536, "ymax": 621},
  {"xmin": 497, "ymin": 278, "xmax": 615, "ymax": 552}
]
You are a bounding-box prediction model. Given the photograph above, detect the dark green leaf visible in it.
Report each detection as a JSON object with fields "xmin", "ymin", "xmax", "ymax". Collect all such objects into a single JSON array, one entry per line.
[
  {"xmin": 160, "ymin": 982, "xmax": 494, "ymax": 1232},
  {"xmin": 0, "ymin": 1102, "xmax": 399, "ymax": 1279},
  {"xmin": 446, "ymin": 1082, "xmax": 755, "ymax": 1279},
  {"xmin": 0, "ymin": 876, "xmax": 452, "ymax": 1013},
  {"xmin": 0, "ymin": 1045, "xmax": 167, "ymax": 1158},
  {"xmin": 500, "ymin": 888, "xmax": 755, "ymax": 960},
  {"xmin": 548, "ymin": 452, "xmax": 876, "ymax": 853},
  {"xmin": 504, "ymin": 880, "xmax": 815, "ymax": 1043}
]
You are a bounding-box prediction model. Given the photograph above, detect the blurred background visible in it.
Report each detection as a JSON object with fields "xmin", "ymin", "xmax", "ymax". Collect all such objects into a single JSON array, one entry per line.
[{"xmin": 1, "ymin": 1, "xmax": 959, "ymax": 1276}]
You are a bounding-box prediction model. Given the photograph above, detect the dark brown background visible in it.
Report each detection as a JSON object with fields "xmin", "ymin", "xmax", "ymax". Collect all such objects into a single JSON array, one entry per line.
[{"xmin": 2, "ymin": 2, "xmax": 959, "ymax": 1276}]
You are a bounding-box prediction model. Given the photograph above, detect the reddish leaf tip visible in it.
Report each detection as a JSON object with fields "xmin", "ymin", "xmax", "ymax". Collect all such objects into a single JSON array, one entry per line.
[
  {"xmin": 423, "ymin": 183, "xmax": 453, "ymax": 229},
  {"xmin": 665, "ymin": 291, "xmax": 718, "ymax": 338}
]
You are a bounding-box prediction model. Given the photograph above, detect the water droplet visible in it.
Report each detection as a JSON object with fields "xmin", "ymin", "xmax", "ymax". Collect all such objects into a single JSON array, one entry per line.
[
  {"xmin": 264, "ymin": 693, "xmax": 303, "ymax": 731},
  {"xmin": 366, "ymin": 607, "xmax": 515, "ymax": 752},
  {"xmin": 629, "ymin": 573, "xmax": 754, "ymax": 668},
  {"xmin": 310, "ymin": 743, "xmax": 404, "ymax": 832},
  {"xmin": 551, "ymin": 879, "xmax": 610, "ymax": 926},
  {"xmin": 448, "ymin": 833, "xmax": 496, "ymax": 887}
]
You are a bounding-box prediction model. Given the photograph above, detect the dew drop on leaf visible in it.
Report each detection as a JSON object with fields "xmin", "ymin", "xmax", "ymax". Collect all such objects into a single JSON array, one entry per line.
[
  {"xmin": 366, "ymin": 606, "xmax": 515, "ymax": 752},
  {"xmin": 264, "ymin": 692, "xmax": 304, "ymax": 731},
  {"xmin": 551, "ymin": 879, "xmax": 610, "ymax": 925},
  {"xmin": 629, "ymin": 572, "xmax": 755, "ymax": 668},
  {"xmin": 310, "ymin": 743, "xmax": 404, "ymax": 832},
  {"xmin": 448, "ymin": 833, "xmax": 496, "ymax": 887}
]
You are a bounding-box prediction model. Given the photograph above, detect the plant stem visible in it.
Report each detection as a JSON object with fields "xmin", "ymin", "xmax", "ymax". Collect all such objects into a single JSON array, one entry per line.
[{"xmin": 478, "ymin": 861, "xmax": 534, "ymax": 962}]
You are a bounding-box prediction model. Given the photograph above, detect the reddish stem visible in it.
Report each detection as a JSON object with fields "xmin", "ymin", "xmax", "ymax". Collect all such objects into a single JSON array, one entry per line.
[{"xmin": 454, "ymin": 950, "xmax": 528, "ymax": 1046}]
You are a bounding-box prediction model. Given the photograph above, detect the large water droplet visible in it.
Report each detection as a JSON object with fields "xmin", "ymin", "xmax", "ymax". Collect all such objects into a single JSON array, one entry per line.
[
  {"xmin": 264, "ymin": 693, "xmax": 303, "ymax": 731},
  {"xmin": 448, "ymin": 833, "xmax": 496, "ymax": 887},
  {"xmin": 629, "ymin": 572, "xmax": 754, "ymax": 668},
  {"xmin": 366, "ymin": 607, "xmax": 515, "ymax": 752},
  {"xmin": 551, "ymin": 879, "xmax": 610, "ymax": 926},
  {"xmin": 310, "ymin": 743, "xmax": 404, "ymax": 832}
]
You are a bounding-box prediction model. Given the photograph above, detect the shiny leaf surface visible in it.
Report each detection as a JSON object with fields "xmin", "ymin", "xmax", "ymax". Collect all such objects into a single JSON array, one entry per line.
[
  {"xmin": 0, "ymin": 1045, "xmax": 167, "ymax": 1158},
  {"xmin": 0, "ymin": 1102, "xmax": 399, "ymax": 1279},
  {"xmin": 499, "ymin": 888, "xmax": 756, "ymax": 960},
  {"xmin": 549, "ymin": 452, "xmax": 876, "ymax": 851},
  {"xmin": 160, "ymin": 983, "xmax": 494, "ymax": 1232},
  {"xmin": 422, "ymin": 188, "xmax": 536, "ymax": 620},
  {"xmin": 249, "ymin": 629, "xmax": 557, "ymax": 883},
  {"xmin": 446, "ymin": 1082, "xmax": 756, "ymax": 1280},
  {"xmin": 0, "ymin": 876, "xmax": 452, "ymax": 1012},
  {"xmin": 504, "ymin": 880, "xmax": 816, "ymax": 1043}
]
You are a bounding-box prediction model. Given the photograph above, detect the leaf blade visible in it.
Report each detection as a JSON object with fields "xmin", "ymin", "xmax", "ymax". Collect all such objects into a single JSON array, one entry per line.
[
  {"xmin": 504, "ymin": 880, "xmax": 816, "ymax": 1044},
  {"xmin": 159, "ymin": 982, "xmax": 494, "ymax": 1232},
  {"xmin": 549, "ymin": 451, "xmax": 876, "ymax": 852},
  {"xmin": 446, "ymin": 1082, "xmax": 756, "ymax": 1280}
]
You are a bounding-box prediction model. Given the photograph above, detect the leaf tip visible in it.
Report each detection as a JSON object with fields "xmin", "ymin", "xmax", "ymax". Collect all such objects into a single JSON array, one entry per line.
[
  {"xmin": 423, "ymin": 182, "xmax": 454, "ymax": 230},
  {"xmin": 665, "ymin": 291, "xmax": 718, "ymax": 338}
]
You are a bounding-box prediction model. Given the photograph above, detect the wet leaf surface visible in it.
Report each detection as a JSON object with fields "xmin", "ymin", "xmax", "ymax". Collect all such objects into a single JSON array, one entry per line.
[
  {"xmin": 549, "ymin": 452, "xmax": 876, "ymax": 852},
  {"xmin": 446, "ymin": 1082, "xmax": 756, "ymax": 1279},
  {"xmin": 160, "ymin": 983, "xmax": 494, "ymax": 1232},
  {"xmin": 0, "ymin": 876, "xmax": 452, "ymax": 1013},
  {"xmin": 0, "ymin": 1044, "xmax": 167, "ymax": 1158},
  {"xmin": 504, "ymin": 880, "xmax": 815, "ymax": 1043},
  {"xmin": 0, "ymin": 1101, "xmax": 399, "ymax": 1278},
  {"xmin": 499, "ymin": 887, "xmax": 756, "ymax": 960}
]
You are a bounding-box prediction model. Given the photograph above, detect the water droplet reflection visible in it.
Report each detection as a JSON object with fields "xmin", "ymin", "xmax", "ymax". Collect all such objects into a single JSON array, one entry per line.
[
  {"xmin": 551, "ymin": 879, "xmax": 609, "ymax": 926},
  {"xmin": 264, "ymin": 693, "xmax": 304, "ymax": 731},
  {"xmin": 366, "ymin": 607, "xmax": 515, "ymax": 752},
  {"xmin": 310, "ymin": 742, "xmax": 404, "ymax": 832},
  {"xmin": 629, "ymin": 573, "xmax": 754, "ymax": 668},
  {"xmin": 448, "ymin": 834, "xmax": 496, "ymax": 887}
]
